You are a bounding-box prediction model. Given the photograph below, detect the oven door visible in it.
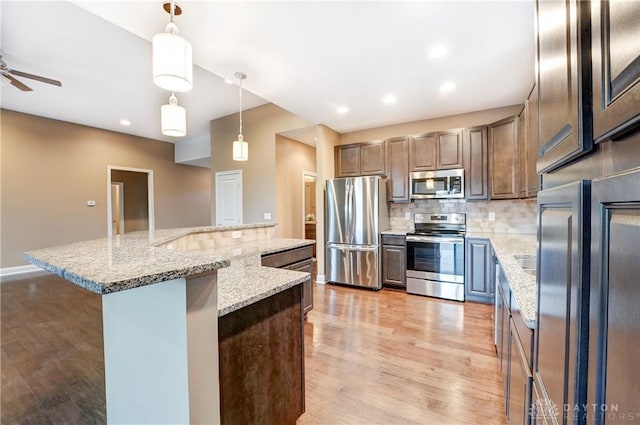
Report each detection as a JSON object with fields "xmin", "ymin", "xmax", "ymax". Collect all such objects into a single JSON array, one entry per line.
[{"xmin": 405, "ymin": 235, "xmax": 464, "ymax": 283}]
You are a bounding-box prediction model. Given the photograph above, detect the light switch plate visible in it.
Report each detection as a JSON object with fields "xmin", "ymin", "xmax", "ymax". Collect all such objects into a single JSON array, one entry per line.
[
  {"xmin": 87, "ymin": 200, "xmax": 96, "ymax": 207},
  {"xmin": 405, "ymin": 212, "xmax": 411, "ymax": 220},
  {"xmin": 263, "ymin": 212, "xmax": 272, "ymax": 220},
  {"xmin": 488, "ymin": 212, "xmax": 496, "ymax": 221}
]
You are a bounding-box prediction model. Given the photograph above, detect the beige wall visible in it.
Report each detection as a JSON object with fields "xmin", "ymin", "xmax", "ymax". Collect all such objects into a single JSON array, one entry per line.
[
  {"xmin": 111, "ymin": 169, "xmax": 149, "ymax": 233},
  {"xmin": 1, "ymin": 109, "xmax": 212, "ymax": 268},
  {"xmin": 340, "ymin": 105, "xmax": 523, "ymax": 144},
  {"xmin": 210, "ymin": 103, "xmax": 312, "ymax": 225},
  {"xmin": 314, "ymin": 125, "xmax": 340, "ymax": 280},
  {"xmin": 275, "ymin": 135, "xmax": 316, "ymax": 239}
]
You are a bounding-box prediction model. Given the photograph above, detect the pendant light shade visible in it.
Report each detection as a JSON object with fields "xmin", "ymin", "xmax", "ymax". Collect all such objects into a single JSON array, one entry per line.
[
  {"xmin": 161, "ymin": 93, "xmax": 186, "ymax": 137},
  {"xmin": 233, "ymin": 135, "xmax": 249, "ymax": 161},
  {"xmin": 152, "ymin": 2, "xmax": 192, "ymax": 92},
  {"xmin": 232, "ymin": 72, "xmax": 249, "ymax": 161}
]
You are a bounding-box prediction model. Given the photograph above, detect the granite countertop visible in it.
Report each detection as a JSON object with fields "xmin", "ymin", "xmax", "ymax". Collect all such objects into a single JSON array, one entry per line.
[
  {"xmin": 202, "ymin": 238, "xmax": 316, "ymax": 316},
  {"xmin": 381, "ymin": 229, "xmax": 410, "ymax": 235},
  {"xmin": 467, "ymin": 232, "xmax": 537, "ymax": 328},
  {"xmin": 25, "ymin": 225, "xmax": 316, "ymax": 317},
  {"xmin": 24, "ymin": 233, "xmax": 230, "ymax": 295}
]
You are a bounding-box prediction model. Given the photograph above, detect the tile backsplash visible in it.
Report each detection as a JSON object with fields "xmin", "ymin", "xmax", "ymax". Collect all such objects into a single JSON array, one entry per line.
[{"xmin": 389, "ymin": 198, "xmax": 537, "ymax": 234}]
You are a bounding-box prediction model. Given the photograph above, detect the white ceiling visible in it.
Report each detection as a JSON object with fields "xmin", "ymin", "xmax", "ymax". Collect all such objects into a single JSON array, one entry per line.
[{"xmin": 1, "ymin": 1, "xmax": 535, "ymax": 145}]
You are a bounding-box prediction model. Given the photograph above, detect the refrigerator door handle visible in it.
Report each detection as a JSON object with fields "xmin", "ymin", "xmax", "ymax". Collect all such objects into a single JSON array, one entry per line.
[{"xmin": 327, "ymin": 243, "xmax": 378, "ymax": 252}]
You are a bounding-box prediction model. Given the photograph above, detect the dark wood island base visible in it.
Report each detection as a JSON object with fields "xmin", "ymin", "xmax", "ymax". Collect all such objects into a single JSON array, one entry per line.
[{"xmin": 218, "ymin": 284, "xmax": 304, "ymax": 425}]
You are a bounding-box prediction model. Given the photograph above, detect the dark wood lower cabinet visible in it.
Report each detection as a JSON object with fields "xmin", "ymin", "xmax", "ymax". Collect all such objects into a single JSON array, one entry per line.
[
  {"xmin": 509, "ymin": 318, "xmax": 533, "ymax": 425},
  {"xmin": 464, "ymin": 238, "xmax": 494, "ymax": 303},
  {"xmin": 218, "ymin": 285, "xmax": 304, "ymax": 425},
  {"xmin": 262, "ymin": 245, "xmax": 314, "ymax": 314},
  {"xmin": 381, "ymin": 234, "xmax": 406, "ymax": 289}
]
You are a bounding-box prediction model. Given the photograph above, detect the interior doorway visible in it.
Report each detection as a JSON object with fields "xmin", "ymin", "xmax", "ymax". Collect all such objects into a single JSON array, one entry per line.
[
  {"xmin": 107, "ymin": 166, "xmax": 155, "ymax": 237},
  {"xmin": 215, "ymin": 169, "xmax": 243, "ymax": 226},
  {"xmin": 110, "ymin": 182, "xmax": 125, "ymax": 236},
  {"xmin": 302, "ymin": 171, "xmax": 317, "ymax": 258}
]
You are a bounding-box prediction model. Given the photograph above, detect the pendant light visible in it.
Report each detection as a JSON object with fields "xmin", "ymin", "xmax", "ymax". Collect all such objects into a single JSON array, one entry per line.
[
  {"xmin": 161, "ymin": 92, "xmax": 186, "ymax": 137},
  {"xmin": 232, "ymin": 72, "xmax": 249, "ymax": 161},
  {"xmin": 152, "ymin": 1, "xmax": 193, "ymax": 92}
]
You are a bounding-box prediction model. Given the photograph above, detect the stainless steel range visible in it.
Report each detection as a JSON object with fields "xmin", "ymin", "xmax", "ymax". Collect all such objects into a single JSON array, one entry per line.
[{"xmin": 406, "ymin": 213, "xmax": 466, "ymax": 301}]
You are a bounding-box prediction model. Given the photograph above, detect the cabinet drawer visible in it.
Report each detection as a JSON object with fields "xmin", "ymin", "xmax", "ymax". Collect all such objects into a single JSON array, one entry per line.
[
  {"xmin": 261, "ymin": 245, "xmax": 313, "ymax": 268},
  {"xmin": 381, "ymin": 234, "xmax": 405, "ymax": 246}
]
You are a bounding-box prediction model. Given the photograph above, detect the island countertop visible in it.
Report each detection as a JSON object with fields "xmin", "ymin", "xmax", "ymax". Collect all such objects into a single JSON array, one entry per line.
[{"xmin": 24, "ymin": 224, "xmax": 316, "ymax": 317}]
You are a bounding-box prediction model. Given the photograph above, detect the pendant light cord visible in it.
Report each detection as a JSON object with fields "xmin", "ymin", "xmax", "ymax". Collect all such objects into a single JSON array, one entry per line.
[
  {"xmin": 170, "ymin": 0, "xmax": 175, "ymax": 23},
  {"xmin": 238, "ymin": 77, "xmax": 243, "ymax": 135}
]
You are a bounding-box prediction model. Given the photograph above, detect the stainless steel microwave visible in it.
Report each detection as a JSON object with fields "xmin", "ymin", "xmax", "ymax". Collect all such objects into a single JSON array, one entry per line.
[{"xmin": 409, "ymin": 169, "xmax": 464, "ymax": 199}]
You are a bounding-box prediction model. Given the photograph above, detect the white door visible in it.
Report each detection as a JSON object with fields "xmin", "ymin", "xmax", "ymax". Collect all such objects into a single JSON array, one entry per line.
[{"xmin": 215, "ymin": 170, "xmax": 243, "ymax": 226}]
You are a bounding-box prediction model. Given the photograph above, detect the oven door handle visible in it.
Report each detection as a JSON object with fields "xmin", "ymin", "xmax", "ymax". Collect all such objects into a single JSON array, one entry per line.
[{"xmin": 406, "ymin": 235, "xmax": 464, "ymax": 244}]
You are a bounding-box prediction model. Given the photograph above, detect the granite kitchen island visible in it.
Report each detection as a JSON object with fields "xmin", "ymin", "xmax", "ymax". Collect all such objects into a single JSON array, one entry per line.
[{"xmin": 25, "ymin": 223, "xmax": 314, "ymax": 425}]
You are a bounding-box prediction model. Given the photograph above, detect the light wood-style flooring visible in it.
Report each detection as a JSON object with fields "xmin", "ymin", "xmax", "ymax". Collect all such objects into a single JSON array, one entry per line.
[{"xmin": 1, "ymin": 272, "xmax": 505, "ymax": 424}]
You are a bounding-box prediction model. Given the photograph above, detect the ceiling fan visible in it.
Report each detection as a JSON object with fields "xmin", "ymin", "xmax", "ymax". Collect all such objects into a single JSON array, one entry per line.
[{"xmin": 1, "ymin": 54, "xmax": 62, "ymax": 91}]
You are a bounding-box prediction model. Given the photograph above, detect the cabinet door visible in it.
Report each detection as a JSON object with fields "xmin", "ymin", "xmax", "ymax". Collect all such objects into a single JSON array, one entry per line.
[
  {"xmin": 464, "ymin": 126, "xmax": 489, "ymax": 200},
  {"xmin": 360, "ymin": 141, "xmax": 386, "ymax": 175},
  {"xmin": 509, "ymin": 320, "xmax": 533, "ymax": 425},
  {"xmin": 489, "ymin": 116, "xmax": 520, "ymax": 199},
  {"xmin": 526, "ymin": 85, "xmax": 540, "ymax": 197},
  {"xmin": 289, "ymin": 259, "xmax": 314, "ymax": 315},
  {"xmin": 464, "ymin": 238, "xmax": 493, "ymax": 303},
  {"xmin": 536, "ymin": 0, "xmax": 592, "ymax": 173},
  {"xmin": 587, "ymin": 168, "xmax": 640, "ymax": 425},
  {"xmin": 409, "ymin": 133, "xmax": 437, "ymax": 171},
  {"xmin": 518, "ymin": 108, "xmax": 528, "ymax": 198},
  {"xmin": 592, "ymin": 1, "xmax": 640, "ymax": 143},
  {"xmin": 381, "ymin": 244, "xmax": 406, "ymax": 288},
  {"xmin": 436, "ymin": 129, "xmax": 463, "ymax": 169},
  {"xmin": 499, "ymin": 277, "xmax": 511, "ymax": 412},
  {"xmin": 536, "ymin": 181, "xmax": 590, "ymax": 425},
  {"xmin": 336, "ymin": 144, "xmax": 361, "ymax": 177},
  {"xmin": 386, "ymin": 137, "xmax": 410, "ymax": 202}
]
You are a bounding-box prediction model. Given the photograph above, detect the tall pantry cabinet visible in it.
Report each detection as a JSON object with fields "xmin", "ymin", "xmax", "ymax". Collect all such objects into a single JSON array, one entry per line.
[{"xmin": 534, "ymin": 1, "xmax": 640, "ymax": 425}]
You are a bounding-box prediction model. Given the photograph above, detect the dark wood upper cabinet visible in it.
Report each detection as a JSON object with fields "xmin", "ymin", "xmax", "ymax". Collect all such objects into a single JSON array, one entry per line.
[
  {"xmin": 386, "ymin": 136, "xmax": 410, "ymax": 202},
  {"xmin": 518, "ymin": 107, "xmax": 527, "ymax": 198},
  {"xmin": 409, "ymin": 130, "xmax": 463, "ymax": 171},
  {"xmin": 526, "ymin": 85, "xmax": 540, "ymax": 197},
  {"xmin": 360, "ymin": 141, "xmax": 386, "ymax": 175},
  {"xmin": 335, "ymin": 144, "xmax": 361, "ymax": 177},
  {"xmin": 489, "ymin": 116, "xmax": 520, "ymax": 199},
  {"xmin": 335, "ymin": 141, "xmax": 386, "ymax": 177},
  {"xmin": 436, "ymin": 130, "xmax": 463, "ymax": 169},
  {"xmin": 536, "ymin": 0, "xmax": 592, "ymax": 173},
  {"xmin": 464, "ymin": 126, "xmax": 489, "ymax": 200},
  {"xmin": 591, "ymin": 0, "xmax": 640, "ymax": 143},
  {"xmin": 409, "ymin": 133, "xmax": 437, "ymax": 171}
]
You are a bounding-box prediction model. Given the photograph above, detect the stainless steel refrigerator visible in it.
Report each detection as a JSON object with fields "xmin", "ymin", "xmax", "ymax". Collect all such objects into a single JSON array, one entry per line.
[{"xmin": 325, "ymin": 176, "xmax": 389, "ymax": 289}]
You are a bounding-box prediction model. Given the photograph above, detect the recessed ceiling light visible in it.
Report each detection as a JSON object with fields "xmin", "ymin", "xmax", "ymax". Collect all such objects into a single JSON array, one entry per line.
[
  {"xmin": 429, "ymin": 45, "xmax": 448, "ymax": 59},
  {"xmin": 382, "ymin": 94, "xmax": 397, "ymax": 104},
  {"xmin": 440, "ymin": 81, "xmax": 456, "ymax": 93},
  {"xmin": 336, "ymin": 105, "xmax": 349, "ymax": 114},
  {"xmin": 120, "ymin": 119, "xmax": 131, "ymax": 126}
]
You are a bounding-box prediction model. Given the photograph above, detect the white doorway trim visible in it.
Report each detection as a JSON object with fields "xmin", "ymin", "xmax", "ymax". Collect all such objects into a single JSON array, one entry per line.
[
  {"xmin": 107, "ymin": 165, "xmax": 155, "ymax": 237},
  {"xmin": 111, "ymin": 182, "xmax": 125, "ymax": 236},
  {"xmin": 215, "ymin": 169, "xmax": 243, "ymax": 226},
  {"xmin": 301, "ymin": 171, "xmax": 317, "ymax": 237}
]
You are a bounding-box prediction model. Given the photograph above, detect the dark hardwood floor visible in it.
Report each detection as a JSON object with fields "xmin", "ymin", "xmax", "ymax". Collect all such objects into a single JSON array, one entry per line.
[{"xmin": 1, "ymin": 272, "xmax": 505, "ymax": 424}]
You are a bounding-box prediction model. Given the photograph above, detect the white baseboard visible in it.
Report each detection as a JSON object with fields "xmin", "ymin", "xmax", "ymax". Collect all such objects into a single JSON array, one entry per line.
[
  {"xmin": 315, "ymin": 274, "xmax": 326, "ymax": 284},
  {"xmin": 1, "ymin": 264, "xmax": 43, "ymax": 278}
]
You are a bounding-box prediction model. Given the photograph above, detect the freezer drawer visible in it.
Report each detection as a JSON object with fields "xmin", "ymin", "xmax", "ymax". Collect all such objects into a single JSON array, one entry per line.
[{"xmin": 326, "ymin": 244, "xmax": 381, "ymax": 289}]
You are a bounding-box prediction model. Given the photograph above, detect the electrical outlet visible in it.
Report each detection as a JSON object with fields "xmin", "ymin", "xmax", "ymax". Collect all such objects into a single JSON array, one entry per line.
[
  {"xmin": 87, "ymin": 200, "xmax": 96, "ymax": 207},
  {"xmin": 405, "ymin": 212, "xmax": 411, "ymax": 220},
  {"xmin": 488, "ymin": 212, "xmax": 496, "ymax": 221},
  {"xmin": 232, "ymin": 231, "xmax": 242, "ymax": 239},
  {"xmin": 263, "ymin": 212, "xmax": 272, "ymax": 220}
]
